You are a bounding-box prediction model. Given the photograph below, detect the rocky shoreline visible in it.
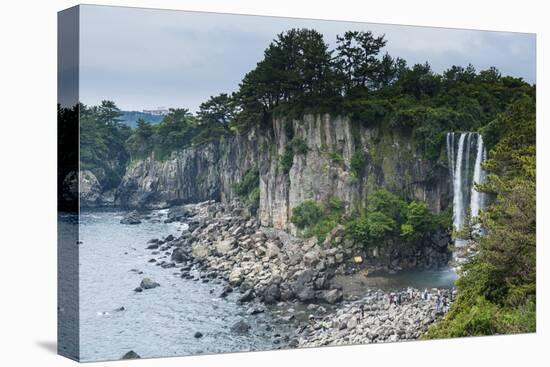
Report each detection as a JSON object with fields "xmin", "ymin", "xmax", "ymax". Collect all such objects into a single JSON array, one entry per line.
[{"xmin": 122, "ymin": 200, "xmax": 455, "ymax": 349}]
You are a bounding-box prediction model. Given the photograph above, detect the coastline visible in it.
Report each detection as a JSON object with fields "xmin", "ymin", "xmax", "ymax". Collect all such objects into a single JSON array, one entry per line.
[{"xmin": 116, "ymin": 200, "xmax": 456, "ymax": 350}]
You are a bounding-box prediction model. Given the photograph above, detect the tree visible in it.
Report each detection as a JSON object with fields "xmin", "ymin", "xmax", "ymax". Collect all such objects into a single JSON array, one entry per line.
[
  {"xmin": 399, "ymin": 62, "xmax": 441, "ymax": 98},
  {"xmin": 335, "ymin": 31, "xmax": 387, "ymax": 93},
  {"xmin": 235, "ymin": 28, "xmax": 338, "ymax": 123},
  {"xmin": 198, "ymin": 93, "xmax": 238, "ymax": 128}
]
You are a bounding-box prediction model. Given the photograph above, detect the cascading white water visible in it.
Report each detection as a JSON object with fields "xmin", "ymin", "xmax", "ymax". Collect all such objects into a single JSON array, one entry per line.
[
  {"xmin": 470, "ymin": 134, "xmax": 485, "ymax": 218},
  {"xmin": 447, "ymin": 132, "xmax": 486, "ymax": 235},
  {"xmin": 452, "ymin": 133, "xmax": 467, "ymax": 230}
]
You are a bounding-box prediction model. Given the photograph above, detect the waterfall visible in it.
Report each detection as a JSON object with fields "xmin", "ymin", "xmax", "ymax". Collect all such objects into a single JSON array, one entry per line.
[
  {"xmin": 447, "ymin": 132, "xmax": 486, "ymax": 234},
  {"xmin": 452, "ymin": 133, "xmax": 467, "ymax": 230},
  {"xmin": 470, "ymin": 134, "xmax": 485, "ymax": 218}
]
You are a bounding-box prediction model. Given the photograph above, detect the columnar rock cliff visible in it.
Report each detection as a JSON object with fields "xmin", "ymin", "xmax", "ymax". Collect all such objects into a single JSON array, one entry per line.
[{"xmin": 115, "ymin": 114, "xmax": 451, "ymax": 231}]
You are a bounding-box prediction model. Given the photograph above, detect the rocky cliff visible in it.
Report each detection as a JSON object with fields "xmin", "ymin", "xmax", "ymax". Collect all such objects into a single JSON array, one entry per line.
[
  {"xmin": 114, "ymin": 130, "xmax": 259, "ymax": 209},
  {"xmin": 114, "ymin": 114, "xmax": 451, "ymax": 225},
  {"xmin": 259, "ymin": 114, "xmax": 450, "ymax": 233}
]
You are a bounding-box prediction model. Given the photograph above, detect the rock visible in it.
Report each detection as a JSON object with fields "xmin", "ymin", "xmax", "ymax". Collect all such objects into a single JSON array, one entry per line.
[
  {"xmin": 238, "ymin": 289, "xmax": 255, "ymax": 303},
  {"xmin": 228, "ymin": 268, "xmax": 244, "ymax": 286},
  {"xmin": 296, "ymin": 287, "xmax": 315, "ymax": 302},
  {"xmin": 79, "ymin": 170, "xmax": 103, "ymax": 207},
  {"xmin": 220, "ymin": 286, "xmax": 233, "ymax": 298},
  {"xmin": 247, "ymin": 306, "xmax": 266, "ymax": 315},
  {"xmin": 121, "ymin": 350, "xmax": 140, "ymax": 359},
  {"xmin": 346, "ymin": 317, "xmax": 358, "ymax": 330},
  {"xmin": 140, "ymin": 278, "xmax": 160, "ymax": 289},
  {"xmin": 231, "ymin": 320, "xmax": 251, "ymax": 334},
  {"xmin": 165, "ymin": 206, "xmax": 191, "ymax": 223},
  {"xmin": 216, "ymin": 238, "xmax": 236, "ymax": 255},
  {"xmin": 171, "ymin": 248, "xmax": 187, "ymax": 263},
  {"xmin": 146, "ymin": 243, "xmax": 159, "ymax": 249},
  {"xmin": 134, "ymin": 287, "xmax": 143, "ymax": 292},
  {"xmin": 330, "ymin": 224, "xmax": 345, "ymax": 238},
  {"xmin": 265, "ymin": 242, "xmax": 281, "ymax": 259},
  {"xmin": 262, "ymin": 284, "xmax": 281, "ymax": 304},
  {"xmin": 120, "ymin": 210, "xmax": 141, "ymax": 225},
  {"xmin": 194, "ymin": 331, "xmax": 203, "ymax": 338},
  {"xmin": 164, "ymin": 234, "xmax": 175, "ymax": 242},
  {"xmin": 192, "ymin": 244, "xmax": 210, "ymax": 259},
  {"xmin": 318, "ymin": 289, "xmax": 343, "ymax": 304},
  {"xmin": 303, "ymin": 249, "xmax": 321, "ymax": 267}
]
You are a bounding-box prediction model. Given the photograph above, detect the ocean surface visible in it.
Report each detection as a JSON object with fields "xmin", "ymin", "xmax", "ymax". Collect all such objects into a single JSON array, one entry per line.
[{"xmin": 73, "ymin": 209, "xmax": 293, "ymax": 361}]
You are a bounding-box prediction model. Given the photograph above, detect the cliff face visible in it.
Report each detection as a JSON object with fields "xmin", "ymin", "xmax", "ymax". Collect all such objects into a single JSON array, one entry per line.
[
  {"xmin": 115, "ymin": 130, "xmax": 259, "ymax": 209},
  {"xmin": 259, "ymin": 115, "xmax": 450, "ymax": 232},
  {"xmin": 115, "ymin": 114, "xmax": 451, "ymax": 227}
]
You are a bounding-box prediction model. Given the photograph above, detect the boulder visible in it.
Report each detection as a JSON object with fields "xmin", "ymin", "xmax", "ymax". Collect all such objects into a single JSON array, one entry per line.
[
  {"xmin": 165, "ymin": 206, "xmax": 191, "ymax": 223},
  {"xmin": 265, "ymin": 242, "xmax": 281, "ymax": 259},
  {"xmin": 262, "ymin": 284, "xmax": 281, "ymax": 304},
  {"xmin": 79, "ymin": 170, "xmax": 102, "ymax": 207},
  {"xmin": 318, "ymin": 289, "xmax": 343, "ymax": 304},
  {"xmin": 121, "ymin": 350, "xmax": 140, "ymax": 359},
  {"xmin": 171, "ymin": 248, "xmax": 187, "ymax": 263},
  {"xmin": 296, "ymin": 287, "xmax": 315, "ymax": 302},
  {"xmin": 192, "ymin": 244, "xmax": 210, "ymax": 259},
  {"xmin": 194, "ymin": 331, "xmax": 203, "ymax": 338},
  {"xmin": 120, "ymin": 210, "xmax": 141, "ymax": 225},
  {"xmin": 230, "ymin": 320, "xmax": 251, "ymax": 334},
  {"xmin": 140, "ymin": 278, "xmax": 160, "ymax": 289},
  {"xmin": 303, "ymin": 248, "xmax": 321, "ymax": 267},
  {"xmin": 238, "ymin": 289, "xmax": 255, "ymax": 303},
  {"xmin": 228, "ymin": 268, "xmax": 244, "ymax": 286},
  {"xmin": 216, "ymin": 238, "xmax": 236, "ymax": 255}
]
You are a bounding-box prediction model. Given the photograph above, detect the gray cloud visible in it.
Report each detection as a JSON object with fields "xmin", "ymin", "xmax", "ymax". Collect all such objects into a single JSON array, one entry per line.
[{"xmin": 79, "ymin": 5, "xmax": 536, "ymax": 112}]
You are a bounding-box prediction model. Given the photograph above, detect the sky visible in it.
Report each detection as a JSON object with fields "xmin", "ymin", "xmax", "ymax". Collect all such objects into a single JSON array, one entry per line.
[{"xmin": 78, "ymin": 5, "xmax": 536, "ymax": 113}]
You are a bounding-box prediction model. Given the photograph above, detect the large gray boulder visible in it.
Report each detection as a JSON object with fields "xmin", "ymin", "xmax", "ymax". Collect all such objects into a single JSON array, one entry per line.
[
  {"xmin": 140, "ymin": 278, "xmax": 160, "ymax": 289},
  {"xmin": 230, "ymin": 319, "xmax": 251, "ymax": 334},
  {"xmin": 121, "ymin": 350, "xmax": 140, "ymax": 359},
  {"xmin": 79, "ymin": 170, "xmax": 102, "ymax": 207},
  {"xmin": 120, "ymin": 210, "xmax": 141, "ymax": 225}
]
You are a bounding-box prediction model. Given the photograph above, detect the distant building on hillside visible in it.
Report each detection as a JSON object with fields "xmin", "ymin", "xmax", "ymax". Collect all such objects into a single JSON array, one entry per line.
[{"xmin": 142, "ymin": 107, "xmax": 169, "ymax": 116}]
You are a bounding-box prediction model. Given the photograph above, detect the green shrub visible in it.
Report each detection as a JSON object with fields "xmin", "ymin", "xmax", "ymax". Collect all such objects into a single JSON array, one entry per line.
[
  {"xmin": 234, "ymin": 167, "xmax": 260, "ymax": 214},
  {"xmin": 291, "ymin": 200, "xmax": 324, "ymax": 228},
  {"xmin": 280, "ymin": 146, "xmax": 295, "ymax": 174},
  {"xmin": 350, "ymin": 150, "xmax": 366, "ymax": 177},
  {"xmin": 292, "ymin": 137, "xmax": 309, "ymax": 155}
]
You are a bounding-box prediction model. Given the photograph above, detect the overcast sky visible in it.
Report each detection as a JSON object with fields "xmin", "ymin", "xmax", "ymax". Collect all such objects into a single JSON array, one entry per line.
[{"xmin": 79, "ymin": 5, "xmax": 536, "ymax": 112}]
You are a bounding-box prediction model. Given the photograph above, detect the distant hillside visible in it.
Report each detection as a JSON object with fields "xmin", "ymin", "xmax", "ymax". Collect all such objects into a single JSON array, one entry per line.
[{"xmin": 120, "ymin": 111, "xmax": 164, "ymax": 127}]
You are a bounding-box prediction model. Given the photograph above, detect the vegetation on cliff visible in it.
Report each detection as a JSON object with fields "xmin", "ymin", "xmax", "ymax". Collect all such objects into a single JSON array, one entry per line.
[
  {"xmin": 79, "ymin": 101, "xmax": 131, "ymax": 190},
  {"xmin": 290, "ymin": 190, "xmax": 451, "ymax": 249}
]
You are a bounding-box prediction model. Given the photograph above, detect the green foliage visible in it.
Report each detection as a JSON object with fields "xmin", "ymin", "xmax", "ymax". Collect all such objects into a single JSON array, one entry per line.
[
  {"xmin": 291, "ymin": 200, "xmax": 324, "ymax": 229},
  {"xmin": 280, "ymin": 146, "xmax": 295, "ymax": 174},
  {"xmin": 346, "ymin": 189, "xmax": 448, "ymax": 249},
  {"xmin": 426, "ymin": 97, "xmax": 536, "ymax": 338},
  {"xmin": 292, "ymin": 138, "xmax": 309, "ymax": 155},
  {"xmin": 234, "ymin": 167, "xmax": 260, "ymax": 214},
  {"xmin": 290, "ymin": 198, "xmax": 345, "ymax": 243},
  {"xmin": 234, "ymin": 167, "xmax": 260, "ymax": 197},
  {"xmin": 350, "ymin": 150, "xmax": 366, "ymax": 177},
  {"xmin": 197, "ymin": 93, "xmax": 238, "ymax": 127},
  {"xmin": 126, "ymin": 108, "xmax": 232, "ymax": 160},
  {"xmin": 79, "ymin": 101, "xmax": 131, "ymax": 189}
]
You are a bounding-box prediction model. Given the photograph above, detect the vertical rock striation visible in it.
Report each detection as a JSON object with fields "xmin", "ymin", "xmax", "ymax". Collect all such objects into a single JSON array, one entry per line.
[{"xmin": 116, "ymin": 114, "xmax": 451, "ymax": 232}]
